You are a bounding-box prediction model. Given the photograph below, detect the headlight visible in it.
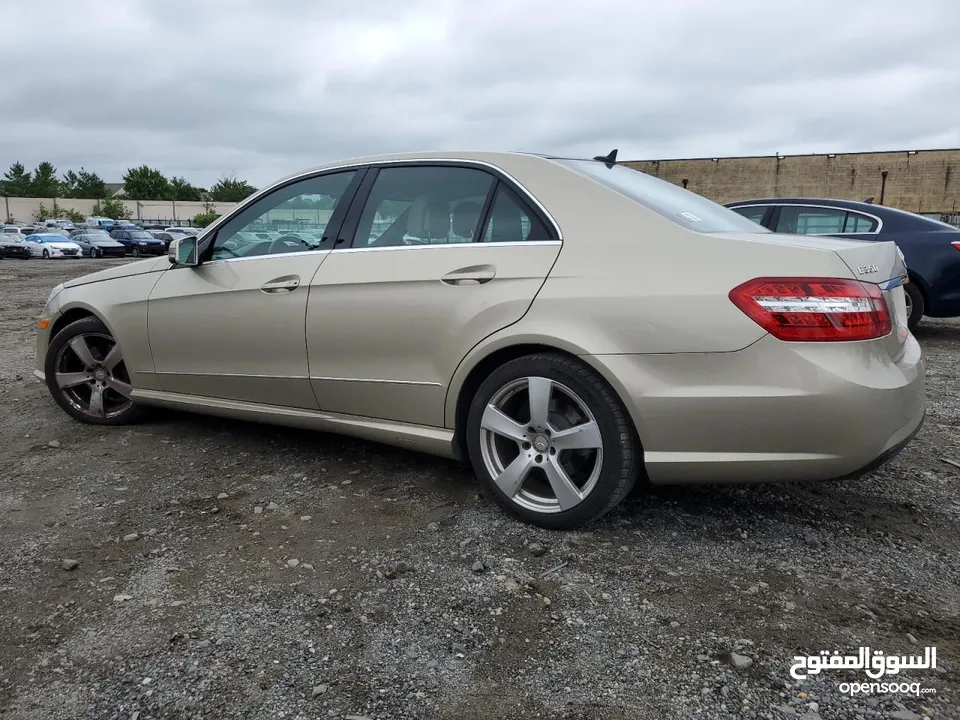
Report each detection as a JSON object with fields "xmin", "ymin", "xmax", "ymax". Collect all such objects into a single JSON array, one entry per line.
[{"xmin": 46, "ymin": 283, "xmax": 64, "ymax": 306}]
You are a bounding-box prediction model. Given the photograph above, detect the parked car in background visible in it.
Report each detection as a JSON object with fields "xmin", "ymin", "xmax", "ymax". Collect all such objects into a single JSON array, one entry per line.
[
  {"xmin": 0, "ymin": 234, "xmax": 32, "ymax": 259},
  {"xmin": 72, "ymin": 233, "xmax": 127, "ymax": 258},
  {"xmin": 33, "ymin": 151, "xmax": 924, "ymax": 529},
  {"xmin": 85, "ymin": 216, "xmax": 118, "ymax": 231},
  {"xmin": 22, "ymin": 233, "xmax": 82, "ymax": 258},
  {"xmin": 726, "ymin": 197, "xmax": 960, "ymax": 329},
  {"xmin": 165, "ymin": 226, "xmax": 201, "ymax": 237},
  {"xmin": 147, "ymin": 231, "xmax": 176, "ymax": 249},
  {"xmin": 2, "ymin": 225, "xmax": 28, "ymax": 238},
  {"xmin": 108, "ymin": 228, "xmax": 166, "ymax": 256},
  {"xmin": 44, "ymin": 219, "xmax": 75, "ymax": 231}
]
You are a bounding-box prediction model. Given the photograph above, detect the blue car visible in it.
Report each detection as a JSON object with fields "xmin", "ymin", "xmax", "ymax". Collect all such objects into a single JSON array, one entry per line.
[
  {"xmin": 108, "ymin": 228, "xmax": 166, "ymax": 257},
  {"xmin": 726, "ymin": 197, "xmax": 960, "ymax": 329}
]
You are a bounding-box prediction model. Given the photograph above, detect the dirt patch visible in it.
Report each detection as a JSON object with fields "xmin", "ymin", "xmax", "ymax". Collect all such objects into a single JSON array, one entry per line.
[{"xmin": 1, "ymin": 259, "xmax": 958, "ymax": 719}]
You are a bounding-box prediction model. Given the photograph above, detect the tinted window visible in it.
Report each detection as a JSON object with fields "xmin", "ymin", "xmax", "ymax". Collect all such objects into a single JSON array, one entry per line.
[
  {"xmin": 776, "ymin": 206, "xmax": 847, "ymax": 234},
  {"xmin": 211, "ymin": 171, "xmax": 356, "ymax": 260},
  {"xmin": 554, "ymin": 159, "xmax": 768, "ymax": 234},
  {"xmin": 843, "ymin": 212, "xmax": 879, "ymax": 233},
  {"xmin": 481, "ymin": 185, "xmax": 551, "ymax": 243},
  {"xmin": 128, "ymin": 231, "xmax": 153, "ymax": 239},
  {"xmin": 352, "ymin": 166, "xmax": 494, "ymax": 247},
  {"xmin": 730, "ymin": 205, "xmax": 769, "ymax": 226}
]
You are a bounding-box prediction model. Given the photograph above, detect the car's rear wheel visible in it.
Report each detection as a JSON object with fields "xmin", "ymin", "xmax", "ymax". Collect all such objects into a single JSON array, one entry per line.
[
  {"xmin": 467, "ymin": 353, "xmax": 639, "ymax": 529},
  {"xmin": 42, "ymin": 249, "xmax": 49, "ymax": 259},
  {"xmin": 44, "ymin": 317, "xmax": 146, "ymax": 425},
  {"xmin": 904, "ymin": 282, "xmax": 924, "ymax": 330}
]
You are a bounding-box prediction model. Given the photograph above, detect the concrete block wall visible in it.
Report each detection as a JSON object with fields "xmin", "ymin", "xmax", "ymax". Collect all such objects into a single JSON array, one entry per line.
[{"xmin": 624, "ymin": 149, "xmax": 960, "ymax": 214}]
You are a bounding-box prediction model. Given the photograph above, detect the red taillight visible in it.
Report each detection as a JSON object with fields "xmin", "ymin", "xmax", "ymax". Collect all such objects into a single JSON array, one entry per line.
[
  {"xmin": 729, "ymin": 277, "xmax": 892, "ymax": 342},
  {"xmin": 952, "ymin": 241, "xmax": 960, "ymax": 251}
]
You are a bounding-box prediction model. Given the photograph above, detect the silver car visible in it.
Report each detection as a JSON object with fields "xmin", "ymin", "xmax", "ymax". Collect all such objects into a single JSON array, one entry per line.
[{"xmin": 34, "ymin": 151, "xmax": 925, "ymax": 528}]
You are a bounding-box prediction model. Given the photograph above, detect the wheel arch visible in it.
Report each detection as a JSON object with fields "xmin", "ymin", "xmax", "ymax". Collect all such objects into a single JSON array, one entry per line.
[
  {"xmin": 448, "ymin": 337, "xmax": 647, "ymax": 465},
  {"xmin": 49, "ymin": 303, "xmax": 115, "ymax": 343}
]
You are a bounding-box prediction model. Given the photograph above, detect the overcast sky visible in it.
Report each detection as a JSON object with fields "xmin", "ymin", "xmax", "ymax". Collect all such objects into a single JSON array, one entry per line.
[{"xmin": 3, "ymin": 0, "xmax": 959, "ymax": 187}]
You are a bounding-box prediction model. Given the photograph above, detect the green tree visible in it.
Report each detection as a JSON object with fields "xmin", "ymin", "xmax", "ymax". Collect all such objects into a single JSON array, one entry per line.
[
  {"xmin": 170, "ymin": 175, "xmax": 202, "ymax": 201},
  {"xmin": 192, "ymin": 211, "xmax": 221, "ymax": 227},
  {"xmin": 122, "ymin": 165, "xmax": 171, "ymax": 200},
  {"xmin": 209, "ymin": 174, "xmax": 257, "ymax": 202},
  {"xmin": 92, "ymin": 197, "xmax": 133, "ymax": 220},
  {"xmin": 32, "ymin": 201, "xmax": 52, "ymax": 222},
  {"xmin": 62, "ymin": 168, "xmax": 107, "ymax": 198},
  {"xmin": 30, "ymin": 162, "xmax": 61, "ymax": 197},
  {"xmin": 1, "ymin": 162, "xmax": 33, "ymax": 197}
]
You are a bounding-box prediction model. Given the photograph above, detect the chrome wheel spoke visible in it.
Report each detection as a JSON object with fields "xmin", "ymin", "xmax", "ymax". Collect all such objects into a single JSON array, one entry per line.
[
  {"xmin": 543, "ymin": 457, "xmax": 584, "ymax": 510},
  {"xmin": 551, "ymin": 421, "xmax": 602, "ymax": 451},
  {"xmin": 481, "ymin": 404, "xmax": 527, "ymax": 443},
  {"xmin": 56, "ymin": 371, "xmax": 90, "ymax": 389},
  {"xmin": 88, "ymin": 385, "xmax": 105, "ymax": 417},
  {"xmin": 68, "ymin": 336, "xmax": 97, "ymax": 368},
  {"xmin": 101, "ymin": 344, "xmax": 122, "ymax": 371},
  {"xmin": 105, "ymin": 377, "xmax": 133, "ymax": 398},
  {"xmin": 493, "ymin": 453, "xmax": 534, "ymax": 498},
  {"xmin": 527, "ymin": 376, "xmax": 552, "ymax": 429}
]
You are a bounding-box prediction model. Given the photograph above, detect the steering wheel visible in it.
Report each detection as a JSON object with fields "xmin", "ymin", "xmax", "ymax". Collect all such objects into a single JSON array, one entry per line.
[{"xmin": 268, "ymin": 235, "xmax": 311, "ymax": 254}]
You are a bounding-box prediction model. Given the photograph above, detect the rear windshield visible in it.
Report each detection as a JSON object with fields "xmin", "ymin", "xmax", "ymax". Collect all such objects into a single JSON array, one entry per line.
[{"xmin": 553, "ymin": 159, "xmax": 769, "ymax": 234}]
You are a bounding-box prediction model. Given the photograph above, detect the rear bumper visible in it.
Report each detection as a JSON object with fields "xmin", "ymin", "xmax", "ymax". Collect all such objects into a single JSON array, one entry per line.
[{"xmin": 587, "ymin": 333, "xmax": 926, "ymax": 485}]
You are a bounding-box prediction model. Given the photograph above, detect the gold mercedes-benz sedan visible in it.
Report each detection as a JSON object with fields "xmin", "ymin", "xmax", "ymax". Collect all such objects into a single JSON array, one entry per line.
[{"xmin": 34, "ymin": 151, "xmax": 925, "ymax": 529}]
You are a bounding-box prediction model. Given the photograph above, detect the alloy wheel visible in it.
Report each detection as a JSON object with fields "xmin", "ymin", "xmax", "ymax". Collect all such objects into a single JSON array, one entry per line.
[
  {"xmin": 904, "ymin": 289, "xmax": 912, "ymax": 318},
  {"xmin": 132, "ymin": 246, "xmax": 141, "ymax": 257},
  {"xmin": 42, "ymin": 249, "xmax": 49, "ymax": 259},
  {"xmin": 478, "ymin": 376, "xmax": 603, "ymax": 514},
  {"xmin": 53, "ymin": 333, "xmax": 134, "ymax": 419}
]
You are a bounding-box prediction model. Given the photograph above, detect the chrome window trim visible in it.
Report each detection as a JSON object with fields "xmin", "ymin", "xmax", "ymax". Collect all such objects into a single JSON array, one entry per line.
[
  {"xmin": 731, "ymin": 202, "xmax": 883, "ymax": 235},
  {"xmin": 332, "ymin": 240, "xmax": 562, "ymax": 254},
  {"xmin": 194, "ymin": 157, "xmax": 563, "ymax": 250},
  {"xmin": 202, "ymin": 249, "xmax": 329, "ymax": 267}
]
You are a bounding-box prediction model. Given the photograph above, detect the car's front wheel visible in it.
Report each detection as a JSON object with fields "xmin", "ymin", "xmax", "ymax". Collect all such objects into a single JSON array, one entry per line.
[
  {"xmin": 904, "ymin": 282, "xmax": 924, "ymax": 330},
  {"xmin": 44, "ymin": 317, "xmax": 146, "ymax": 425},
  {"xmin": 131, "ymin": 246, "xmax": 141, "ymax": 257},
  {"xmin": 42, "ymin": 249, "xmax": 49, "ymax": 259},
  {"xmin": 90, "ymin": 247, "xmax": 100, "ymax": 259},
  {"xmin": 467, "ymin": 353, "xmax": 639, "ymax": 529}
]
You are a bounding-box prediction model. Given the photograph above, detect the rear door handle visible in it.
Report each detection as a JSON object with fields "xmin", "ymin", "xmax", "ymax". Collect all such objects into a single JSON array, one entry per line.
[
  {"xmin": 441, "ymin": 264, "xmax": 497, "ymax": 286},
  {"xmin": 261, "ymin": 275, "xmax": 301, "ymax": 293}
]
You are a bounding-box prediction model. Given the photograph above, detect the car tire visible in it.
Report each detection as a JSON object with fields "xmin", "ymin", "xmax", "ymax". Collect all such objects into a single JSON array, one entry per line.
[
  {"xmin": 44, "ymin": 317, "xmax": 147, "ymax": 426},
  {"xmin": 132, "ymin": 246, "xmax": 141, "ymax": 258},
  {"xmin": 90, "ymin": 247, "xmax": 100, "ymax": 259},
  {"xmin": 42, "ymin": 249, "xmax": 49, "ymax": 259},
  {"xmin": 904, "ymin": 282, "xmax": 924, "ymax": 331},
  {"xmin": 466, "ymin": 353, "xmax": 639, "ymax": 530}
]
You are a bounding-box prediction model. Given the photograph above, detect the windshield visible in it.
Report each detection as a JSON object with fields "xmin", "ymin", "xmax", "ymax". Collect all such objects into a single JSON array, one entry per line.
[
  {"xmin": 554, "ymin": 159, "xmax": 770, "ymax": 234},
  {"xmin": 128, "ymin": 231, "xmax": 153, "ymax": 239}
]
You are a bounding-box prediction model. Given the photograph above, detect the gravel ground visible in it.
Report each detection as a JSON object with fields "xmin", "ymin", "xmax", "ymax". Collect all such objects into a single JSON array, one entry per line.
[{"xmin": 0, "ymin": 258, "xmax": 958, "ymax": 720}]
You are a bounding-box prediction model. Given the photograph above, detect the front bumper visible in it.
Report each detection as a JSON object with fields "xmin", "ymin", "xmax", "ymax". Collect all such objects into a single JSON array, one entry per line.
[
  {"xmin": 3, "ymin": 247, "xmax": 31, "ymax": 259},
  {"xmin": 588, "ymin": 333, "xmax": 926, "ymax": 485}
]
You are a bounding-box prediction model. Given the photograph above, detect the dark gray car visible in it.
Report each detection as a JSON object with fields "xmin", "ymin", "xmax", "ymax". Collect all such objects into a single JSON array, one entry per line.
[{"xmin": 72, "ymin": 233, "xmax": 127, "ymax": 258}]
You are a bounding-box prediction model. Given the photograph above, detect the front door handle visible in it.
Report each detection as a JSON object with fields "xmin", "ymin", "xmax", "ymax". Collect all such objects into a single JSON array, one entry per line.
[
  {"xmin": 261, "ymin": 275, "xmax": 301, "ymax": 293},
  {"xmin": 441, "ymin": 264, "xmax": 497, "ymax": 286}
]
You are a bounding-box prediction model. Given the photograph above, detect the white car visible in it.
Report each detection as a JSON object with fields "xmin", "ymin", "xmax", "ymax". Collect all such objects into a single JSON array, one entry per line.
[
  {"xmin": 22, "ymin": 233, "xmax": 83, "ymax": 259},
  {"xmin": 164, "ymin": 227, "xmax": 201, "ymax": 237}
]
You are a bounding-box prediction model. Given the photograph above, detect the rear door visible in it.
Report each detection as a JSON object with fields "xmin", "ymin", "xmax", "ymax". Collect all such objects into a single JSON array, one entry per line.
[{"xmin": 305, "ymin": 163, "xmax": 562, "ymax": 427}]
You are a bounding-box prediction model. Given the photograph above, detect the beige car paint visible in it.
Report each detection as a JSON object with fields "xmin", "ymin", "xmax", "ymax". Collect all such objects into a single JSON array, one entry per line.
[
  {"xmin": 306, "ymin": 241, "xmax": 561, "ymax": 427},
  {"xmin": 35, "ymin": 151, "xmax": 925, "ymax": 487},
  {"xmin": 147, "ymin": 251, "xmax": 330, "ymax": 409}
]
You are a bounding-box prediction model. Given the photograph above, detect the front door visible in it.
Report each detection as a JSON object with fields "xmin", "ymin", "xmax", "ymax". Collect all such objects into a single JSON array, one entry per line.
[
  {"xmin": 146, "ymin": 169, "xmax": 362, "ymax": 408},
  {"xmin": 305, "ymin": 163, "xmax": 562, "ymax": 427}
]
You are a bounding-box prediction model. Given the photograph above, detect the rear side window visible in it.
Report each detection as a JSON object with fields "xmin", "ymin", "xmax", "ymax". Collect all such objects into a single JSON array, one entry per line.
[
  {"xmin": 843, "ymin": 212, "xmax": 878, "ymax": 233},
  {"xmin": 480, "ymin": 185, "xmax": 551, "ymax": 243},
  {"xmin": 554, "ymin": 159, "xmax": 769, "ymax": 234},
  {"xmin": 776, "ymin": 206, "xmax": 852, "ymax": 235}
]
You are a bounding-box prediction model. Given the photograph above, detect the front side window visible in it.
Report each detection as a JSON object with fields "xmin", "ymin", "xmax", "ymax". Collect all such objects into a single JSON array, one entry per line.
[
  {"xmin": 352, "ymin": 166, "xmax": 494, "ymax": 247},
  {"xmin": 211, "ymin": 171, "xmax": 357, "ymax": 260},
  {"xmin": 730, "ymin": 205, "xmax": 769, "ymax": 226},
  {"xmin": 776, "ymin": 206, "xmax": 847, "ymax": 235},
  {"xmin": 554, "ymin": 159, "xmax": 769, "ymax": 234}
]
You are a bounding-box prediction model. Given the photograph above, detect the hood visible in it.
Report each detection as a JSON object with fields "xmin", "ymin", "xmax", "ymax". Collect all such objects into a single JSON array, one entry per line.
[
  {"xmin": 63, "ymin": 256, "xmax": 170, "ymax": 288},
  {"xmin": 91, "ymin": 239, "xmax": 125, "ymax": 246},
  {"xmin": 46, "ymin": 241, "xmax": 81, "ymax": 249}
]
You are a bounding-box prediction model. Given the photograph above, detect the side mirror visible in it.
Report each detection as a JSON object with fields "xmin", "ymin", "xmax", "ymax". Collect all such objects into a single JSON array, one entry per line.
[{"xmin": 169, "ymin": 236, "xmax": 199, "ymax": 266}]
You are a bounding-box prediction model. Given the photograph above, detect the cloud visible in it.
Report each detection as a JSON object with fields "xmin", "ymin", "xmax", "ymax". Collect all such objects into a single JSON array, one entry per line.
[{"xmin": 2, "ymin": 0, "xmax": 957, "ymax": 186}]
